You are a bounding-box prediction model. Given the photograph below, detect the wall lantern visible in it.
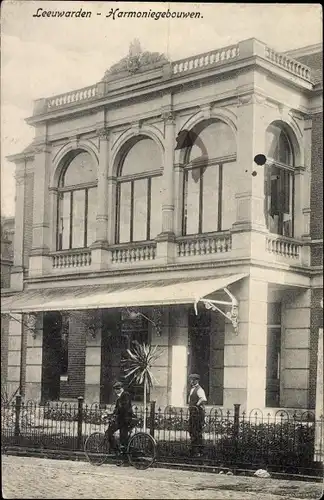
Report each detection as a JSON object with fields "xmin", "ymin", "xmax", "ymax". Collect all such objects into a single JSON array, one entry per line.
[
  {"xmin": 122, "ymin": 307, "xmax": 163, "ymax": 336},
  {"xmin": 26, "ymin": 313, "xmax": 38, "ymax": 339},
  {"xmin": 87, "ymin": 310, "xmax": 102, "ymax": 340}
]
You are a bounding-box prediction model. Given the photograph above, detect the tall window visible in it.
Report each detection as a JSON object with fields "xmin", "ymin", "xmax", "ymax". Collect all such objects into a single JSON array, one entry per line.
[
  {"xmin": 266, "ymin": 302, "xmax": 282, "ymax": 407},
  {"xmin": 266, "ymin": 124, "xmax": 295, "ymax": 237},
  {"xmin": 182, "ymin": 121, "xmax": 236, "ymax": 235},
  {"xmin": 57, "ymin": 151, "xmax": 97, "ymax": 250},
  {"xmin": 116, "ymin": 137, "xmax": 162, "ymax": 243}
]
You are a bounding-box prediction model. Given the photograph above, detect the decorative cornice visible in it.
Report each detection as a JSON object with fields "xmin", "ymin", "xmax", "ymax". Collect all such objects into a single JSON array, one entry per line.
[
  {"xmin": 199, "ymin": 103, "xmax": 212, "ymax": 120},
  {"xmin": 161, "ymin": 109, "xmax": 175, "ymax": 124},
  {"xmin": 237, "ymin": 92, "xmax": 266, "ymax": 106},
  {"xmin": 130, "ymin": 120, "xmax": 143, "ymax": 134},
  {"xmin": 33, "ymin": 144, "xmax": 51, "ymax": 154},
  {"xmin": 15, "ymin": 172, "xmax": 26, "ymax": 185},
  {"xmin": 96, "ymin": 128, "xmax": 110, "ymax": 140}
]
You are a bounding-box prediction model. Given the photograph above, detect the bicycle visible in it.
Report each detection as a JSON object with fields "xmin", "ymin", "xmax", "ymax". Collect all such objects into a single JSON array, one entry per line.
[{"xmin": 84, "ymin": 424, "xmax": 157, "ymax": 470}]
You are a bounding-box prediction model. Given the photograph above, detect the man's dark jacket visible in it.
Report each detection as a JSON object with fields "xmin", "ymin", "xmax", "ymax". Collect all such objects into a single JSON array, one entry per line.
[{"xmin": 113, "ymin": 391, "xmax": 133, "ymax": 424}]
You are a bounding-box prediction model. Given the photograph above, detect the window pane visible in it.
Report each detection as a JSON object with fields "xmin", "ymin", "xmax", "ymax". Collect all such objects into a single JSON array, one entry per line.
[
  {"xmin": 87, "ymin": 187, "xmax": 97, "ymax": 246},
  {"xmin": 221, "ymin": 162, "xmax": 237, "ymax": 230},
  {"xmin": 268, "ymin": 166, "xmax": 293, "ymax": 236},
  {"xmin": 62, "ymin": 152, "xmax": 97, "ymax": 187},
  {"xmin": 266, "ymin": 125, "xmax": 293, "ymax": 166},
  {"xmin": 118, "ymin": 182, "xmax": 131, "ymax": 243},
  {"xmin": 202, "ymin": 165, "xmax": 219, "ymax": 232},
  {"xmin": 133, "ymin": 179, "xmax": 148, "ymax": 241},
  {"xmin": 121, "ymin": 138, "xmax": 162, "ymax": 176},
  {"xmin": 59, "ymin": 192, "xmax": 71, "ymax": 250},
  {"xmin": 189, "ymin": 121, "xmax": 236, "ymax": 163},
  {"xmin": 72, "ymin": 190, "xmax": 85, "ymax": 248},
  {"xmin": 185, "ymin": 169, "xmax": 200, "ymax": 234},
  {"xmin": 150, "ymin": 176, "xmax": 162, "ymax": 239}
]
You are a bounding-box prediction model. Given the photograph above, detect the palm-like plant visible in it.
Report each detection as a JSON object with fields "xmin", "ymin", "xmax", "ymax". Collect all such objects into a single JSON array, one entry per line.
[{"xmin": 121, "ymin": 341, "xmax": 162, "ymax": 432}]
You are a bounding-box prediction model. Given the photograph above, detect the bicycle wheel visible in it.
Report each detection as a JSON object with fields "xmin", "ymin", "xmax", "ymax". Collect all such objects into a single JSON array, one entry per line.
[
  {"xmin": 84, "ymin": 432, "xmax": 110, "ymax": 466},
  {"xmin": 127, "ymin": 432, "xmax": 157, "ymax": 470}
]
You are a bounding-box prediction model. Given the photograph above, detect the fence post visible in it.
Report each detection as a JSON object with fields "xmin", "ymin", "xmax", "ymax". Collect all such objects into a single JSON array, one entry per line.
[
  {"xmin": 149, "ymin": 400, "xmax": 156, "ymax": 439},
  {"xmin": 77, "ymin": 396, "xmax": 84, "ymax": 450},
  {"xmin": 14, "ymin": 394, "xmax": 22, "ymax": 437},
  {"xmin": 233, "ymin": 404, "xmax": 240, "ymax": 439}
]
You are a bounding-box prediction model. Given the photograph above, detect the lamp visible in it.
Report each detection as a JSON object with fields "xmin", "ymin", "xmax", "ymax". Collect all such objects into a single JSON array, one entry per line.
[{"xmin": 26, "ymin": 313, "xmax": 38, "ymax": 339}]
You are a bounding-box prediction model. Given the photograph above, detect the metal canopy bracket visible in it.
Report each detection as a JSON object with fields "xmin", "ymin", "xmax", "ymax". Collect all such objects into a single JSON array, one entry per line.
[{"xmin": 194, "ymin": 287, "xmax": 239, "ymax": 333}]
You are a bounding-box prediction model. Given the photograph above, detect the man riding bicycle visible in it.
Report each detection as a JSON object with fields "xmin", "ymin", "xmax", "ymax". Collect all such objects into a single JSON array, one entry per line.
[{"xmin": 105, "ymin": 381, "xmax": 135, "ymax": 463}]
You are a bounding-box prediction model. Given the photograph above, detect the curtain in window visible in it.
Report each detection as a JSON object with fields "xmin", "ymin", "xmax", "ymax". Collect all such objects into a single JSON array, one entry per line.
[
  {"xmin": 118, "ymin": 182, "xmax": 132, "ymax": 243},
  {"xmin": 116, "ymin": 137, "xmax": 162, "ymax": 243},
  {"xmin": 133, "ymin": 179, "xmax": 148, "ymax": 241},
  {"xmin": 72, "ymin": 190, "xmax": 86, "ymax": 248},
  {"xmin": 265, "ymin": 124, "xmax": 295, "ymax": 237},
  {"xmin": 182, "ymin": 121, "xmax": 236, "ymax": 235},
  {"xmin": 57, "ymin": 151, "xmax": 98, "ymax": 250}
]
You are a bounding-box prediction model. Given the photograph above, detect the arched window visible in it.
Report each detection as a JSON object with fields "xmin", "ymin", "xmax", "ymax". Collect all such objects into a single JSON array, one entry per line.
[
  {"xmin": 116, "ymin": 137, "xmax": 162, "ymax": 243},
  {"xmin": 57, "ymin": 151, "xmax": 97, "ymax": 250},
  {"xmin": 265, "ymin": 123, "xmax": 295, "ymax": 237},
  {"xmin": 182, "ymin": 120, "xmax": 236, "ymax": 235}
]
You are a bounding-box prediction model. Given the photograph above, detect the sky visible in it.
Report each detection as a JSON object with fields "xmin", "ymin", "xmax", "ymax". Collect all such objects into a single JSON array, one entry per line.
[{"xmin": 1, "ymin": 1, "xmax": 322, "ymax": 217}]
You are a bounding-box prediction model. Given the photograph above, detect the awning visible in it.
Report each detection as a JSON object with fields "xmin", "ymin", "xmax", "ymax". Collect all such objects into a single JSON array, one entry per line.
[{"xmin": 1, "ymin": 273, "xmax": 248, "ymax": 314}]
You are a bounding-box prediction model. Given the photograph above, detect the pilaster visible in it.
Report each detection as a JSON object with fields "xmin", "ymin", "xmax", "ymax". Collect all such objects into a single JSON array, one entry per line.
[
  {"xmin": 223, "ymin": 277, "xmax": 268, "ymax": 411},
  {"xmin": 25, "ymin": 312, "xmax": 43, "ymax": 401},
  {"xmin": 91, "ymin": 128, "xmax": 112, "ymax": 270},
  {"xmin": 29, "ymin": 144, "xmax": 52, "ymax": 277},
  {"xmin": 85, "ymin": 311, "xmax": 102, "ymax": 403},
  {"xmin": 150, "ymin": 308, "xmax": 169, "ymax": 406},
  {"xmin": 234, "ymin": 91, "xmax": 268, "ymax": 232},
  {"xmin": 156, "ymin": 110, "xmax": 177, "ymax": 264},
  {"xmin": 169, "ymin": 306, "xmax": 188, "ymax": 406},
  {"xmin": 11, "ymin": 167, "xmax": 26, "ymax": 290}
]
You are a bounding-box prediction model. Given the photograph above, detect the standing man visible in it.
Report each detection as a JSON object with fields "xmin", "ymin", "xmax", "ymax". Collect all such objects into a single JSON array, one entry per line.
[
  {"xmin": 105, "ymin": 381, "xmax": 134, "ymax": 462},
  {"xmin": 188, "ymin": 373, "xmax": 207, "ymax": 457}
]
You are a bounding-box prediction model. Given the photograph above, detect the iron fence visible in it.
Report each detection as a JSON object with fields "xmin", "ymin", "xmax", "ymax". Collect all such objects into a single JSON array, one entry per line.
[{"xmin": 1, "ymin": 395, "xmax": 323, "ymax": 476}]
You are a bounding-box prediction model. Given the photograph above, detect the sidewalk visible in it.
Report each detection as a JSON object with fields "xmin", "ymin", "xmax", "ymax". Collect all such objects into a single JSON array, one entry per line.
[{"xmin": 2, "ymin": 455, "xmax": 323, "ymax": 499}]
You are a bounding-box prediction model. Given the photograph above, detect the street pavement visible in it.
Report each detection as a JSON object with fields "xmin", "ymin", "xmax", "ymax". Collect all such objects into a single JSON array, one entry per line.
[{"xmin": 2, "ymin": 455, "xmax": 323, "ymax": 499}]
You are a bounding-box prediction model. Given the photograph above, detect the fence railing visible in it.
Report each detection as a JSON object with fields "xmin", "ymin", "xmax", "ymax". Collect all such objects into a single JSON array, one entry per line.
[{"xmin": 1, "ymin": 396, "xmax": 323, "ymax": 475}]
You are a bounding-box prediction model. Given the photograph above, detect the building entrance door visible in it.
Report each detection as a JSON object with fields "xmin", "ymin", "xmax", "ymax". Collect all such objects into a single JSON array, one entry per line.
[
  {"xmin": 41, "ymin": 312, "xmax": 62, "ymax": 402},
  {"xmin": 188, "ymin": 307, "xmax": 210, "ymax": 399}
]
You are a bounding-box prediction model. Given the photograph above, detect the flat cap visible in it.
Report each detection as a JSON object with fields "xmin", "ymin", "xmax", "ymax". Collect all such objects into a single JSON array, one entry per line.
[
  {"xmin": 113, "ymin": 381, "xmax": 123, "ymax": 389},
  {"xmin": 188, "ymin": 373, "xmax": 200, "ymax": 380}
]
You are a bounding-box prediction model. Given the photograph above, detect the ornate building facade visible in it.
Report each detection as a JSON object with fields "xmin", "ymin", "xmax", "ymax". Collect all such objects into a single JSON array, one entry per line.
[{"xmin": 1, "ymin": 39, "xmax": 323, "ymax": 412}]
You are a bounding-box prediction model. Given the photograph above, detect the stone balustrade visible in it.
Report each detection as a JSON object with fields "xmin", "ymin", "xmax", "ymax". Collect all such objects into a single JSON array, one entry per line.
[
  {"xmin": 46, "ymin": 84, "xmax": 97, "ymax": 110},
  {"xmin": 265, "ymin": 47, "xmax": 312, "ymax": 81},
  {"xmin": 34, "ymin": 41, "xmax": 314, "ymax": 116},
  {"xmin": 172, "ymin": 44, "xmax": 240, "ymax": 75},
  {"xmin": 177, "ymin": 232, "xmax": 232, "ymax": 257},
  {"xmin": 52, "ymin": 250, "xmax": 92, "ymax": 269},
  {"xmin": 266, "ymin": 235, "xmax": 301, "ymax": 259},
  {"xmin": 111, "ymin": 242, "xmax": 156, "ymax": 264}
]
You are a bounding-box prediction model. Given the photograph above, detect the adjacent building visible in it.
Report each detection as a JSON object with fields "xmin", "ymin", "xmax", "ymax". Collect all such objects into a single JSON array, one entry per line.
[{"xmin": 1, "ymin": 38, "xmax": 323, "ymax": 412}]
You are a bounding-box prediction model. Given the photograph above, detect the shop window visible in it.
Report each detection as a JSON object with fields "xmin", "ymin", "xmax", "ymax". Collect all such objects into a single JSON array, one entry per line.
[
  {"xmin": 182, "ymin": 120, "xmax": 236, "ymax": 235},
  {"xmin": 120, "ymin": 309, "xmax": 149, "ymax": 402},
  {"xmin": 266, "ymin": 303, "xmax": 282, "ymax": 407},
  {"xmin": 116, "ymin": 137, "xmax": 162, "ymax": 243},
  {"xmin": 57, "ymin": 151, "xmax": 97, "ymax": 250},
  {"xmin": 266, "ymin": 124, "xmax": 295, "ymax": 237}
]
